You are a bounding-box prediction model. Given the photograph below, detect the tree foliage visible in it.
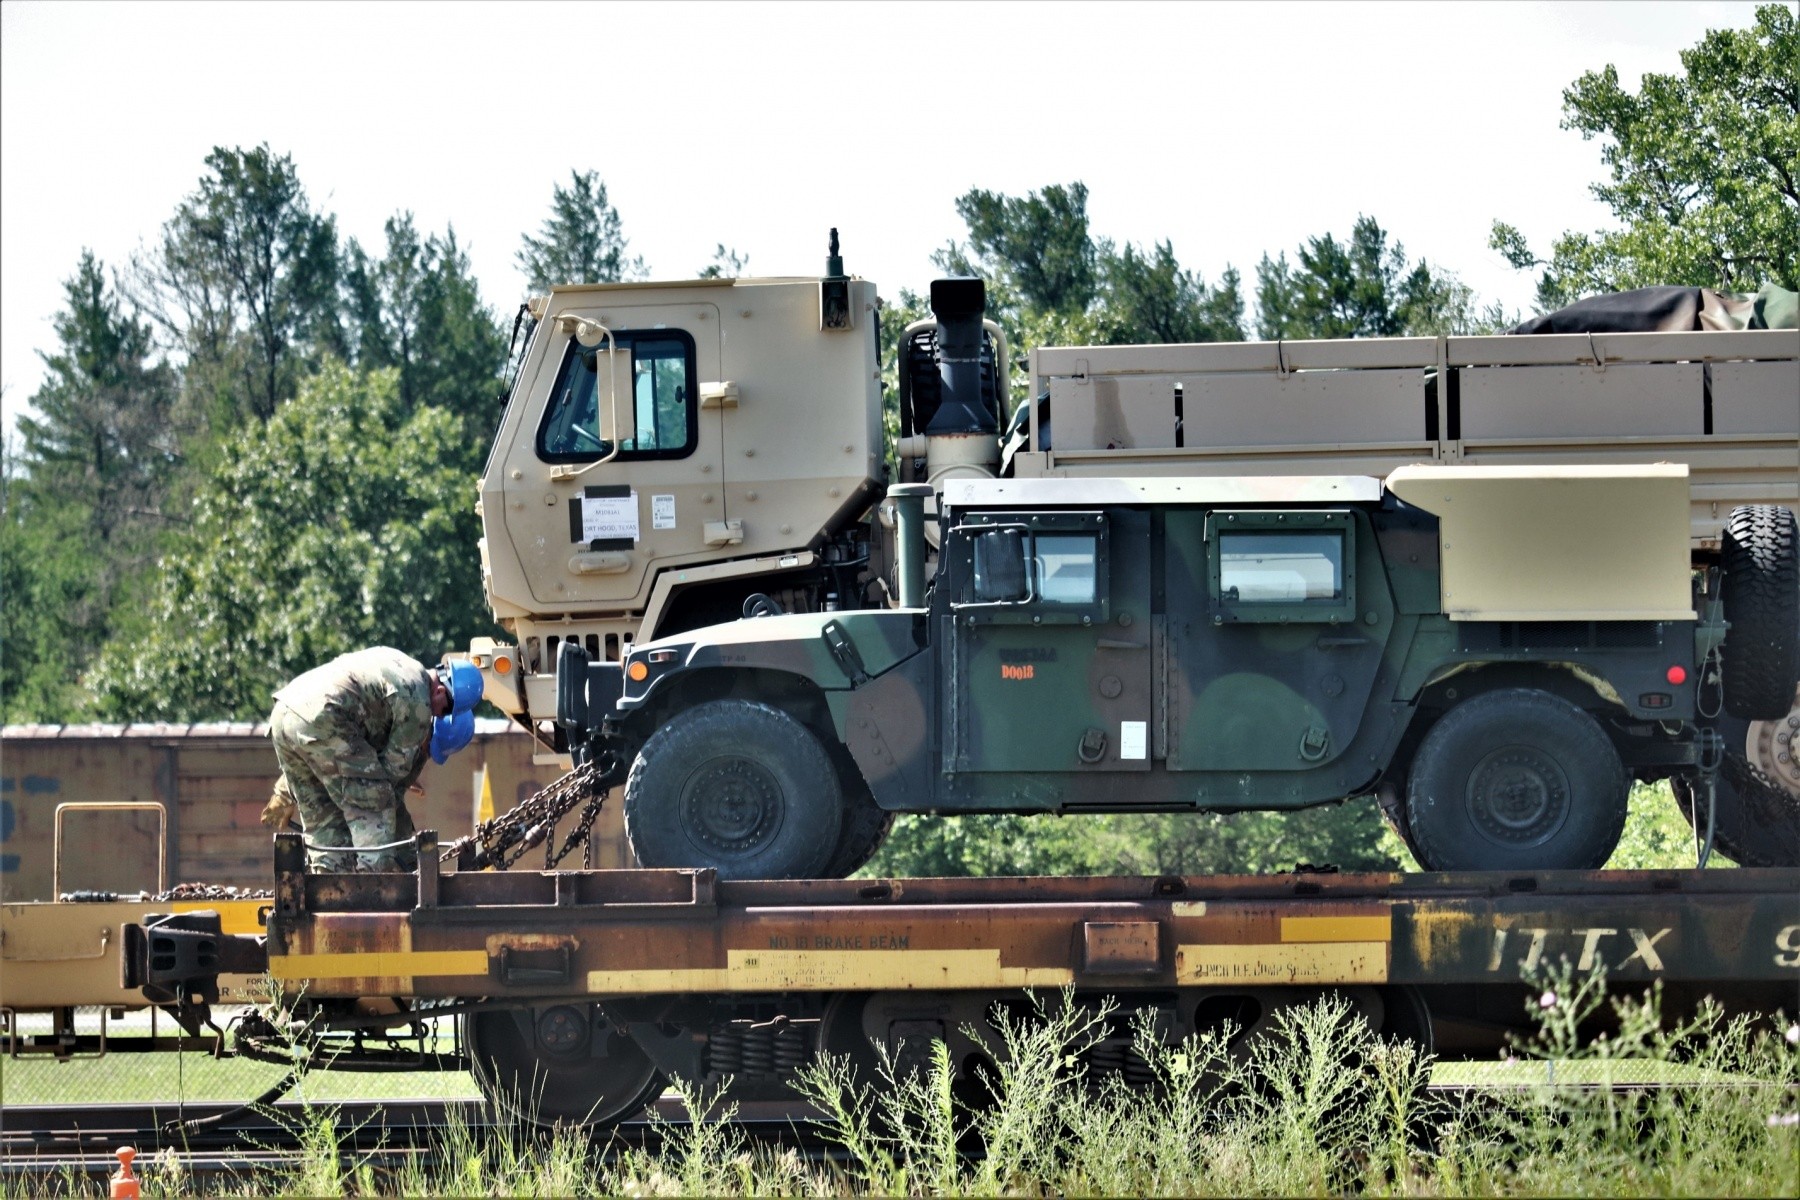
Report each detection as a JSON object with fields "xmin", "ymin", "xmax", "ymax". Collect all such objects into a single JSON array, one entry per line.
[
  {"xmin": 88, "ymin": 362, "xmax": 497, "ymax": 721},
  {"xmin": 346, "ymin": 215, "xmax": 508, "ymax": 427},
  {"xmin": 917, "ymin": 181, "xmax": 1245, "ymax": 412},
  {"xmin": 135, "ymin": 144, "xmax": 341, "ymax": 424},
  {"xmin": 1491, "ymin": 3, "xmax": 1798, "ymax": 309},
  {"xmin": 3, "ymin": 253, "xmax": 179, "ymax": 719},
  {"xmin": 516, "ymin": 170, "xmax": 644, "ymax": 290},
  {"xmin": 865, "ymin": 803, "xmax": 1399, "ymax": 878},
  {"xmin": 1256, "ymin": 215, "xmax": 1478, "ymax": 338},
  {"xmin": 698, "ymin": 244, "xmax": 749, "ymax": 279}
]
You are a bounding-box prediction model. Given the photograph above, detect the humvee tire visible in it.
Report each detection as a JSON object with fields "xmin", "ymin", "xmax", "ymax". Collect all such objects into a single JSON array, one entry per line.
[
  {"xmin": 821, "ymin": 779, "xmax": 895, "ymax": 878},
  {"xmin": 623, "ymin": 700, "xmax": 843, "ymax": 880},
  {"xmin": 1404, "ymin": 689, "xmax": 1629, "ymax": 871},
  {"xmin": 1720, "ymin": 505, "xmax": 1800, "ymax": 720}
]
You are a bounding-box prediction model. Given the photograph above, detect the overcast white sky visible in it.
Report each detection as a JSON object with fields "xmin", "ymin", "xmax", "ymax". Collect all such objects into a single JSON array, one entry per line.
[{"xmin": 0, "ymin": 0, "xmax": 1765, "ymax": 436}]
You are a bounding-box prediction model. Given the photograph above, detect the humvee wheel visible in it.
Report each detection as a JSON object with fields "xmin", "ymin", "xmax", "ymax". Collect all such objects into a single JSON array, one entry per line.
[
  {"xmin": 624, "ymin": 700, "xmax": 844, "ymax": 880},
  {"xmin": 820, "ymin": 779, "xmax": 895, "ymax": 878},
  {"xmin": 1672, "ymin": 688, "xmax": 1800, "ymax": 867},
  {"xmin": 1720, "ymin": 505, "xmax": 1799, "ymax": 720},
  {"xmin": 465, "ymin": 1006, "xmax": 665, "ymax": 1128},
  {"xmin": 1404, "ymin": 689, "xmax": 1628, "ymax": 871}
]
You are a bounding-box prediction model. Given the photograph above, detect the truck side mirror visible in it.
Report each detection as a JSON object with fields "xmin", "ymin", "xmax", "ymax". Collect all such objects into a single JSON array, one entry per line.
[
  {"xmin": 973, "ymin": 530, "xmax": 1030, "ymax": 602},
  {"xmin": 561, "ymin": 316, "xmax": 637, "ymax": 451},
  {"xmin": 591, "ymin": 342, "xmax": 636, "ymax": 450}
]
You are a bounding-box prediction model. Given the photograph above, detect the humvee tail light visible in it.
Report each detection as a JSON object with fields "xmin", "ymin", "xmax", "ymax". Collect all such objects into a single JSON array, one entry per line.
[
  {"xmin": 494, "ymin": 657, "xmax": 513, "ymax": 675},
  {"xmin": 628, "ymin": 662, "xmax": 649, "ymax": 682},
  {"xmin": 1666, "ymin": 665, "xmax": 1688, "ymax": 685}
]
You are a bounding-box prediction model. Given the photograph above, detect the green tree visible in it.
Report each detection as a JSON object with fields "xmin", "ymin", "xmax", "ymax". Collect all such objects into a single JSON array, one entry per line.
[
  {"xmin": 1255, "ymin": 215, "xmax": 1475, "ymax": 338},
  {"xmin": 864, "ymin": 804, "xmax": 1399, "ymax": 879},
  {"xmin": 344, "ymin": 212, "xmax": 429, "ymax": 405},
  {"xmin": 516, "ymin": 170, "xmax": 644, "ymax": 290},
  {"xmin": 698, "ymin": 244, "xmax": 749, "ymax": 279},
  {"xmin": 925, "ymin": 182, "xmax": 1244, "ymax": 400},
  {"xmin": 1491, "ymin": 3, "xmax": 1798, "ymax": 309},
  {"xmin": 88, "ymin": 362, "xmax": 498, "ymax": 720},
  {"xmin": 953, "ymin": 182, "xmax": 1100, "ymax": 316},
  {"xmin": 135, "ymin": 145, "xmax": 341, "ymax": 424},
  {"xmin": 412, "ymin": 228, "xmax": 510, "ymax": 428},
  {"xmin": 1101, "ymin": 241, "xmax": 1245, "ymax": 344},
  {"xmin": 345, "ymin": 216, "xmax": 507, "ymax": 428},
  {"xmin": 2, "ymin": 253, "xmax": 180, "ymax": 719}
]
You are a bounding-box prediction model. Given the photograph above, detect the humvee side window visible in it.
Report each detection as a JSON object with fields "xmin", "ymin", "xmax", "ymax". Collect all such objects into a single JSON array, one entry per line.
[
  {"xmin": 537, "ymin": 329, "xmax": 698, "ymax": 462},
  {"xmin": 1219, "ymin": 532, "xmax": 1343, "ymax": 602},
  {"xmin": 1207, "ymin": 510, "xmax": 1356, "ymax": 624}
]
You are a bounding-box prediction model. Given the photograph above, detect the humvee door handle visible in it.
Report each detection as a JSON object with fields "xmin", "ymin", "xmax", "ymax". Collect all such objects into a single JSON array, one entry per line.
[
  {"xmin": 1316, "ymin": 636, "xmax": 1370, "ymax": 648},
  {"xmin": 1095, "ymin": 638, "xmax": 1145, "ymax": 650}
]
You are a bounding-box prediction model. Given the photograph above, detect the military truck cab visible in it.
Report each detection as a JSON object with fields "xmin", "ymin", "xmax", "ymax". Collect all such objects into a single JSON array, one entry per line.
[
  {"xmin": 566, "ymin": 467, "xmax": 1797, "ymax": 881},
  {"xmin": 473, "ymin": 262, "xmax": 886, "ymax": 746}
]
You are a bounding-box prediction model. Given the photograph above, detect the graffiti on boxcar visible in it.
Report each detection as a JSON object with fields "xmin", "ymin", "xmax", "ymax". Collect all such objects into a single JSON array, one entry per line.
[{"xmin": 0, "ymin": 798, "xmax": 17, "ymax": 874}]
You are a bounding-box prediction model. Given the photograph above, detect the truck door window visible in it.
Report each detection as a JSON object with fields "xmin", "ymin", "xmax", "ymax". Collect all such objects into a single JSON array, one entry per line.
[
  {"xmin": 537, "ymin": 329, "xmax": 698, "ymax": 462},
  {"xmin": 1206, "ymin": 510, "xmax": 1357, "ymax": 624}
]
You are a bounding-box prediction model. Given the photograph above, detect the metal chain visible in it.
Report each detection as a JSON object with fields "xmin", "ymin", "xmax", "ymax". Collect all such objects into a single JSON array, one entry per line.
[
  {"xmin": 155, "ymin": 881, "xmax": 274, "ymax": 901},
  {"xmin": 439, "ymin": 759, "xmax": 608, "ymax": 870}
]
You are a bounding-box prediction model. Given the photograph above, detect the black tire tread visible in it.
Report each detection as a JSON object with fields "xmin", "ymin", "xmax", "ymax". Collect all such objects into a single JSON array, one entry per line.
[
  {"xmin": 1720, "ymin": 504, "xmax": 1800, "ymax": 720},
  {"xmin": 623, "ymin": 699, "xmax": 842, "ymax": 880},
  {"xmin": 1405, "ymin": 688, "xmax": 1628, "ymax": 872},
  {"xmin": 822, "ymin": 789, "xmax": 896, "ymax": 878}
]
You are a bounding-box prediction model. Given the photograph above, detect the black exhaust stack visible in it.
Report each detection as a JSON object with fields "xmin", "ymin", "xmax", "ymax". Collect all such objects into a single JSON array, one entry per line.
[{"xmin": 922, "ymin": 278, "xmax": 999, "ymax": 435}]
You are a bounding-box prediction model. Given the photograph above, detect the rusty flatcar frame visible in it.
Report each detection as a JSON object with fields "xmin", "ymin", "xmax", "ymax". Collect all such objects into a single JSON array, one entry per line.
[
  {"xmin": 261, "ymin": 833, "xmax": 1800, "ymax": 1056},
  {"xmin": 3, "ymin": 830, "xmax": 1795, "ymax": 1126}
]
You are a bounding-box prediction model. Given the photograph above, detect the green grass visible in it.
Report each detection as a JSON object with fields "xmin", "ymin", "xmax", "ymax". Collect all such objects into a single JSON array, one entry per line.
[{"xmin": 5, "ymin": 970, "xmax": 1796, "ymax": 1198}]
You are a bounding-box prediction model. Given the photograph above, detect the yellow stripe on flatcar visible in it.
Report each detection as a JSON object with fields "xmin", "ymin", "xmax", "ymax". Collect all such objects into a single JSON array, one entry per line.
[
  {"xmin": 588, "ymin": 948, "xmax": 1075, "ymax": 995},
  {"xmin": 170, "ymin": 899, "xmax": 268, "ymax": 936},
  {"xmin": 270, "ymin": 950, "xmax": 488, "ymax": 980},
  {"xmin": 1280, "ymin": 915, "xmax": 1391, "ymax": 943}
]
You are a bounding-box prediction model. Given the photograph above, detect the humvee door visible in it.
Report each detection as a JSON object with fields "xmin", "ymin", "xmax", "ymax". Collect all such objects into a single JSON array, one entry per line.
[
  {"xmin": 1164, "ymin": 507, "xmax": 1397, "ymax": 777},
  {"xmin": 943, "ymin": 508, "xmax": 1154, "ymax": 774}
]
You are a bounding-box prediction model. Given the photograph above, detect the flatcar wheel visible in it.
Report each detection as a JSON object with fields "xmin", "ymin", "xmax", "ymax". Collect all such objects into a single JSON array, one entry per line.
[{"xmin": 464, "ymin": 1006, "xmax": 664, "ymax": 1128}]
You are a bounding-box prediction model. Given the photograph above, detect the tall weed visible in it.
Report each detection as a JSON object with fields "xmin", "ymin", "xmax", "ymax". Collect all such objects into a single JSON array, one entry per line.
[{"xmin": 6, "ymin": 978, "xmax": 1794, "ymax": 1197}]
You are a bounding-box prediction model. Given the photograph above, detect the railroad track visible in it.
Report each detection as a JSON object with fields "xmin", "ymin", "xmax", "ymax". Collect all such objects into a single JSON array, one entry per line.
[{"xmin": 0, "ymin": 1096, "xmax": 832, "ymax": 1184}]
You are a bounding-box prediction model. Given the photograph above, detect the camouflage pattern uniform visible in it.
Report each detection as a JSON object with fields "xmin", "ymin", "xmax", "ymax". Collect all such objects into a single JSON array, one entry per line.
[{"xmin": 268, "ymin": 647, "xmax": 434, "ymax": 872}]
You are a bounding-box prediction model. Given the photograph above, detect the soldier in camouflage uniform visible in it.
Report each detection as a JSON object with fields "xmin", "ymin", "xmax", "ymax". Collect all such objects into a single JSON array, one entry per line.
[{"xmin": 266, "ymin": 647, "xmax": 464, "ymax": 872}]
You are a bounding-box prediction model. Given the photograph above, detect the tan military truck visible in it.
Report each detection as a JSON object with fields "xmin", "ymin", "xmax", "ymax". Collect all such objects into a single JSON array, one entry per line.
[{"xmin": 463, "ymin": 243, "xmax": 1799, "ymax": 863}]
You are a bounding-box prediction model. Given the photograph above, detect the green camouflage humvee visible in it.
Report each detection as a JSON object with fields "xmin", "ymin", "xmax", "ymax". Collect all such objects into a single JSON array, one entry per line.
[{"xmin": 559, "ymin": 465, "xmax": 1798, "ymax": 880}]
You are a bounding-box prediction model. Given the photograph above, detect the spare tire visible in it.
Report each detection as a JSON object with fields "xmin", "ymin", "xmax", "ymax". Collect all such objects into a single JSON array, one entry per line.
[{"xmin": 1720, "ymin": 505, "xmax": 1799, "ymax": 720}]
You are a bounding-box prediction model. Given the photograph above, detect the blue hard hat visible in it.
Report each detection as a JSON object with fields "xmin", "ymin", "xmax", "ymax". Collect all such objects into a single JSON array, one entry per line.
[
  {"xmin": 439, "ymin": 660, "xmax": 483, "ymax": 715},
  {"xmin": 430, "ymin": 708, "xmax": 475, "ymax": 765}
]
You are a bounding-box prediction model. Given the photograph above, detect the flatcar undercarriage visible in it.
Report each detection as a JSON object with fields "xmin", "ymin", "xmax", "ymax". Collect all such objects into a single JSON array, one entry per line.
[{"xmin": 3, "ymin": 830, "xmax": 1797, "ymax": 1129}]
